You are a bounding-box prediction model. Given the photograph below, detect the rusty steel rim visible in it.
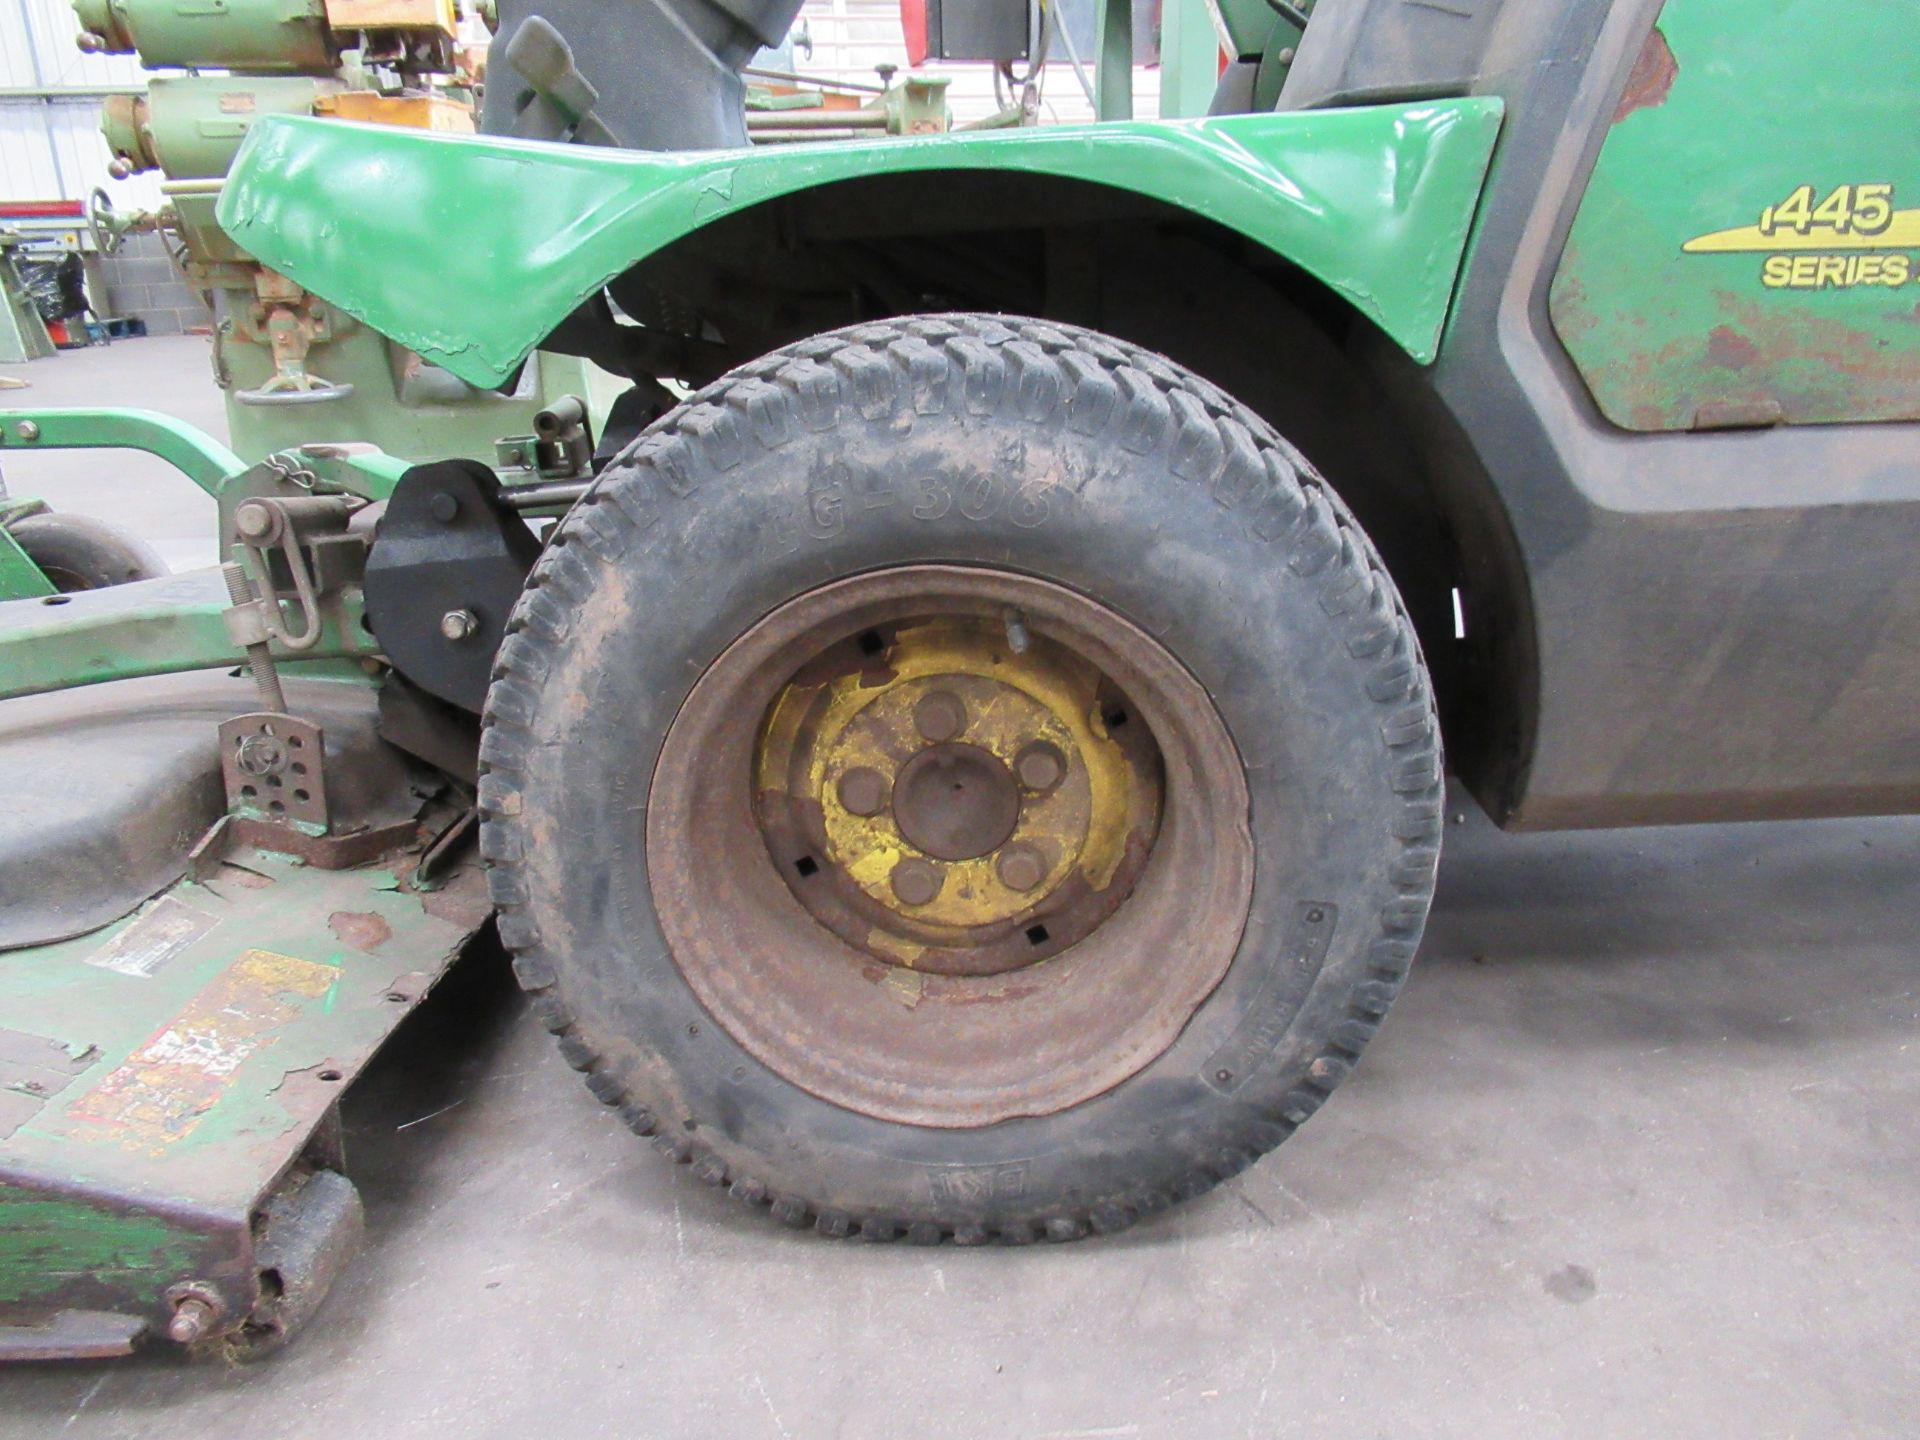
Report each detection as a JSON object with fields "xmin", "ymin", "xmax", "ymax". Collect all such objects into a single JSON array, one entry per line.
[{"xmin": 647, "ymin": 566, "xmax": 1253, "ymax": 1128}]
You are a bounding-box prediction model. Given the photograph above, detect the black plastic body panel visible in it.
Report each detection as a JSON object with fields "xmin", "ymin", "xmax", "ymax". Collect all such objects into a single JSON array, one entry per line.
[
  {"xmin": 1318, "ymin": 0, "xmax": 1920, "ymax": 829},
  {"xmin": 480, "ymin": 0, "xmax": 806, "ymax": 150}
]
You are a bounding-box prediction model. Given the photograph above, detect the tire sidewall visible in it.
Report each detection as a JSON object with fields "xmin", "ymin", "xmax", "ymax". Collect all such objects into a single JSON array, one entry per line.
[
  {"xmin": 487, "ymin": 317, "xmax": 1438, "ymax": 1229},
  {"xmin": 10, "ymin": 512, "xmax": 166, "ymax": 591}
]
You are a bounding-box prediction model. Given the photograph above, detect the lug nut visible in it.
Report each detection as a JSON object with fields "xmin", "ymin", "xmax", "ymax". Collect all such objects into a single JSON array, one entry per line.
[
  {"xmin": 913, "ymin": 690, "xmax": 966, "ymax": 743},
  {"xmin": 1014, "ymin": 741, "xmax": 1066, "ymax": 792},
  {"xmin": 890, "ymin": 857, "xmax": 943, "ymax": 906},
  {"xmin": 837, "ymin": 767, "xmax": 888, "ymax": 817},
  {"xmin": 167, "ymin": 1295, "xmax": 216, "ymax": 1345},
  {"xmin": 996, "ymin": 843, "xmax": 1047, "ymax": 892},
  {"xmin": 439, "ymin": 608, "xmax": 479, "ymax": 641},
  {"xmin": 1003, "ymin": 607, "xmax": 1031, "ymax": 655}
]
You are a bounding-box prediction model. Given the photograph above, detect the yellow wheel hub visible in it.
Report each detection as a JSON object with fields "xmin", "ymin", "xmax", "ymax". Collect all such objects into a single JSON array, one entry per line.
[{"xmin": 755, "ymin": 615, "xmax": 1162, "ymax": 976}]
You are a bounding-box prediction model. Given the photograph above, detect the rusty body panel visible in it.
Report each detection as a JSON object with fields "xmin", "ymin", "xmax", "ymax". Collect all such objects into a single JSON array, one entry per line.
[
  {"xmin": 0, "ymin": 843, "xmax": 487, "ymax": 1359},
  {"xmin": 0, "ymin": 674, "xmax": 490, "ymax": 1361},
  {"xmin": 1549, "ymin": 1, "xmax": 1920, "ymax": 430}
]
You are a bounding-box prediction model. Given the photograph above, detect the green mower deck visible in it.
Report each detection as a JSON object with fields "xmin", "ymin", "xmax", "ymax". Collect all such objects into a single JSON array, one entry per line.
[{"xmin": 0, "ymin": 675, "xmax": 490, "ymax": 1360}]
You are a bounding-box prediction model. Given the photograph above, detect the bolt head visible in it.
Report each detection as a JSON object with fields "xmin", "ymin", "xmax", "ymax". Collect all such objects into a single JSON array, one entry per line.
[
  {"xmin": 890, "ymin": 857, "xmax": 943, "ymax": 907},
  {"xmin": 913, "ymin": 690, "xmax": 966, "ymax": 743},
  {"xmin": 1014, "ymin": 741, "xmax": 1065, "ymax": 792},
  {"xmin": 996, "ymin": 844, "xmax": 1046, "ymax": 892},
  {"xmin": 234, "ymin": 733, "xmax": 287, "ymax": 777},
  {"xmin": 439, "ymin": 608, "xmax": 479, "ymax": 641},
  {"xmin": 13, "ymin": 420, "xmax": 40, "ymax": 442},
  {"xmin": 429, "ymin": 491, "xmax": 460, "ymax": 524},
  {"xmin": 234, "ymin": 500, "xmax": 275, "ymax": 540},
  {"xmin": 166, "ymin": 1296, "xmax": 215, "ymax": 1345},
  {"xmin": 837, "ymin": 767, "xmax": 888, "ymax": 817}
]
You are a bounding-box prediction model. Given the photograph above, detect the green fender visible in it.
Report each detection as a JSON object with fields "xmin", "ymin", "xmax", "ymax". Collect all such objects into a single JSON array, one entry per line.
[{"xmin": 219, "ymin": 98, "xmax": 1502, "ymax": 390}]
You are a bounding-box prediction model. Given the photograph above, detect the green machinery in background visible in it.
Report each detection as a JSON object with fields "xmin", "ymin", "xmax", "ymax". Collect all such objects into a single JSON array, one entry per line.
[
  {"xmin": 0, "ymin": 231, "xmax": 57, "ymax": 365},
  {"xmin": 73, "ymin": 0, "xmax": 622, "ymax": 469},
  {"xmin": 66, "ymin": 0, "xmax": 979, "ymax": 471}
]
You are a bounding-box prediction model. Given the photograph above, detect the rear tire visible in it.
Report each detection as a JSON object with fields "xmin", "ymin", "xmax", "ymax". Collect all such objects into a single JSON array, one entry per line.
[
  {"xmin": 8, "ymin": 511, "xmax": 167, "ymax": 591},
  {"xmin": 481, "ymin": 315, "xmax": 1443, "ymax": 1241}
]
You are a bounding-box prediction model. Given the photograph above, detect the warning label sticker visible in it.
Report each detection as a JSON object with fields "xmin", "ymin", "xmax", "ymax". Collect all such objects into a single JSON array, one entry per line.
[
  {"xmin": 66, "ymin": 949, "xmax": 338, "ymax": 1150},
  {"xmin": 84, "ymin": 895, "xmax": 219, "ymax": 979}
]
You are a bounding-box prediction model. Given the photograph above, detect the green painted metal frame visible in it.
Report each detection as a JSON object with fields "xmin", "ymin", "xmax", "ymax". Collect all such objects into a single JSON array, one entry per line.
[
  {"xmin": 0, "ymin": 567, "xmax": 377, "ymax": 702},
  {"xmin": 1158, "ymin": 0, "xmax": 1224, "ymax": 120},
  {"xmin": 1095, "ymin": 0, "xmax": 1133, "ymax": 120},
  {"xmin": 0, "ymin": 410, "xmax": 401, "ymax": 700},
  {"xmin": 0, "ymin": 527, "xmax": 54, "ymax": 603},
  {"xmin": 219, "ymin": 99, "xmax": 1504, "ymax": 387},
  {"xmin": 0, "ymin": 408, "xmax": 246, "ymax": 498}
]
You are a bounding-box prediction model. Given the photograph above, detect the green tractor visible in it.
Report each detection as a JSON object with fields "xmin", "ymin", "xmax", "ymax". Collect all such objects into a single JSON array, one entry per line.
[{"xmin": 3, "ymin": 0, "xmax": 1915, "ymax": 1358}]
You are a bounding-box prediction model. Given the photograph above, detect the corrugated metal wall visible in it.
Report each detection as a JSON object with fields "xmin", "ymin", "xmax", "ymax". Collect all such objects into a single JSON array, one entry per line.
[
  {"xmin": 0, "ymin": 0, "xmax": 142, "ymax": 88},
  {"xmin": 0, "ymin": 0, "xmax": 1155, "ymax": 208},
  {"xmin": 1, "ymin": 0, "xmax": 162, "ymax": 208}
]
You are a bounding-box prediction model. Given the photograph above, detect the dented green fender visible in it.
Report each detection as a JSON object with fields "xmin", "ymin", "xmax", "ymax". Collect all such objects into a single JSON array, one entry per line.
[{"xmin": 219, "ymin": 98, "xmax": 1502, "ymax": 389}]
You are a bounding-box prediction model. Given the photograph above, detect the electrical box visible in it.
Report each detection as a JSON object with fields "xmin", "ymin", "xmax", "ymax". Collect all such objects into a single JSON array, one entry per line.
[{"xmin": 904, "ymin": 0, "xmax": 1030, "ymax": 64}]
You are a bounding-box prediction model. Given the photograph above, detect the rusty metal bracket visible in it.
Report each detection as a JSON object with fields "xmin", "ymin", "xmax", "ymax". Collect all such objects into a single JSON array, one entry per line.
[{"xmin": 219, "ymin": 712, "xmax": 329, "ymax": 829}]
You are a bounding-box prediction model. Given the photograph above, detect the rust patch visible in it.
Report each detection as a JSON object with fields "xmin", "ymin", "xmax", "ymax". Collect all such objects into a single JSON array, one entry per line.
[
  {"xmin": 1704, "ymin": 325, "xmax": 1760, "ymax": 370},
  {"xmin": 417, "ymin": 866, "xmax": 495, "ymax": 930},
  {"xmin": 1572, "ymin": 286, "xmax": 1920, "ymax": 430},
  {"xmin": 215, "ymin": 861, "xmax": 277, "ymax": 890},
  {"xmin": 327, "ymin": 910, "xmax": 393, "ymax": 952},
  {"xmin": 0, "ymin": 1030, "xmax": 97, "ymax": 1137},
  {"xmin": 1614, "ymin": 26, "xmax": 1677, "ymax": 123}
]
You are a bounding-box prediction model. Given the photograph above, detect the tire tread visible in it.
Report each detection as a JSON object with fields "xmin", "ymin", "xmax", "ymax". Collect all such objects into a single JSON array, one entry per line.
[{"xmin": 480, "ymin": 313, "xmax": 1443, "ymax": 1244}]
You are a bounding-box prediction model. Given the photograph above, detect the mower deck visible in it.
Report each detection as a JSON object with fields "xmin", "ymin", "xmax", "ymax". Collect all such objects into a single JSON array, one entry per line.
[{"xmin": 0, "ymin": 674, "xmax": 489, "ymax": 1361}]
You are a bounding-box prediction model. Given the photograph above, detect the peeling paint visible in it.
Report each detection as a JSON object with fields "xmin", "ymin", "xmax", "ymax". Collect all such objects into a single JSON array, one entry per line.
[
  {"xmin": 327, "ymin": 910, "xmax": 393, "ymax": 952},
  {"xmin": 1613, "ymin": 26, "xmax": 1677, "ymax": 123}
]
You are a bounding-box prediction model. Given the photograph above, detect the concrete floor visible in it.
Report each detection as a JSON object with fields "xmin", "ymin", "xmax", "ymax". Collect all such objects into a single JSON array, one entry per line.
[
  {"xmin": 1, "ymin": 334, "xmax": 222, "ymax": 573},
  {"xmin": 3, "ymin": 339, "xmax": 1917, "ymax": 1438}
]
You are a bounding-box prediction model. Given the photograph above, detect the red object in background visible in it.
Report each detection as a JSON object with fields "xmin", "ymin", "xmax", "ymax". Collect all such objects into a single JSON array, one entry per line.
[
  {"xmin": 901, "ymin": 0, "xmax": 929, "ymax": 65},
  {"xmin": 0, "ymin": 201, "xmax": 84, "ymax": 220}
]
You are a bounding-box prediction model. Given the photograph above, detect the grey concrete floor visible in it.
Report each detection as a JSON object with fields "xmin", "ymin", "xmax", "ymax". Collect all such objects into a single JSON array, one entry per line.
[
  {"xmin": 2, "ymin": 340, "xmax": 1917, "ymax": 1438},
  {"xmin": 1, "ymin": 334, "xmax": 223, "ymax": 573}
]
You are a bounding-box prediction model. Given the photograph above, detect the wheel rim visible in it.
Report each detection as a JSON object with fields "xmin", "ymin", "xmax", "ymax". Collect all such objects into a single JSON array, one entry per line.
[
  {"xmin": 647, "ymin": 566, "xmax": 1253, "ymax": 1128},
  {"xmin": 755, "ymin": 609, "xmax": 1163, "ymax": 978}
]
